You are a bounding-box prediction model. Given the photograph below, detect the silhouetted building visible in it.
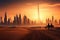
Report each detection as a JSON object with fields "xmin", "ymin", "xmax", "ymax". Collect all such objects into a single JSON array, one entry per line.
[
  {"xmin": 4, "ymin": 12, "xmax": 7, "ymax": 24},
  {"xmin": 23, "ymin": 15, "xmax": 27, "ymax": 24},
  {"xmin": 0, "ymin": 17, "xmax": 3, "ymax": 24},
  {"xmin": 27, "ymin": 18, "xmax": 30, "ymax": 24},
  {"xmin": 16, "ymin": 14, "xmax": 19, "ymax": 24},
  {"xmin": 19, "ymin": 14, "xmax": 21, "ymax": 24},
  {"xmin": 13, "ymin": 15, "xmax": 18, "ymax": 24},
  {"xmin": 8, "ymin": 18, "xmax": 11, "ymax": 24},
  {"xmin": 13, "ymin": 16, "xmax": 16, "ymax": 24}
]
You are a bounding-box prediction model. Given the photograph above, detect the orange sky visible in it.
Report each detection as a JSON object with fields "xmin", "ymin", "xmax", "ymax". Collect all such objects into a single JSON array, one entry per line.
[{"xmin": 0, "ymin": 1, "xmax": 60, "ymax": 23}]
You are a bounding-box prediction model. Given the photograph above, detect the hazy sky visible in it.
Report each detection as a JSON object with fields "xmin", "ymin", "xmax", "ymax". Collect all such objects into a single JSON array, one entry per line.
[{"xmin": 0, "ymin": 0, "xmax": 60, "ymax": 23}]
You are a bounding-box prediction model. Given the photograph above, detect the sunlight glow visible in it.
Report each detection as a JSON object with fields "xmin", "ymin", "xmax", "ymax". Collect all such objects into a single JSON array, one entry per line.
[{"xmin": 0, "ymin": 3, "xmax": 60, "ymax": 23}]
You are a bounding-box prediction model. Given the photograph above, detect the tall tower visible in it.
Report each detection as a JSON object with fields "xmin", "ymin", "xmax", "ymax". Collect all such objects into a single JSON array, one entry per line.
[
  {"xmin": 37, "ymin": 0, "xmax": 40, "ymax": 23},
  {"xmin": 19, "ymin": 14, "xmax": 21, "ymax": 24},
  {"xmin": 4, "ymin": 12, "xmax": 7, "ymax": 24}
]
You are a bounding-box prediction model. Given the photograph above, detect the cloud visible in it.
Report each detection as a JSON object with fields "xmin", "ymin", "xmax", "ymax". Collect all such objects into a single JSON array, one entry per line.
[
  {"xmin": 45, "ymin": 0, "xmax": 60, "ymax": 4},
  {"xmin": 53, "ymin": 5, "xmax": 60, "ymax": 9}
]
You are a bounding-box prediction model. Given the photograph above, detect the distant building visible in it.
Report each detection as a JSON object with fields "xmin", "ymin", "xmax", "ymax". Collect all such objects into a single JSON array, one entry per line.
[
  {"xmin": 16, "ymin": 14, "xmax": 19, "ymax": 24},
  {"xmin": 13, "ymin": 16, "xmax": 16, "ymax": 24},
  {"xmin": 13, "ymin": 14, "xmax": 19, "ymax": 24},
  {"xmin": 23, "ymin": 15, "xmax": 27, "ymax": 24},
  {"xmin": 19, "ymin": 14, "xmax": 21, "ymax": 24},
  {"xmin": 0, "ymin": 17, "xmax": 3, "ymax": 24},
  {"xmin": 4, "ymin": 12, "xmax": 7, "ymax": 24},
  {"xmin": 8, "ymin": 18, "xmax": 11, "ymax": 24},
  {"xmin": 27, "ymin": 18, "xmax": 30, "ymax": 24}
]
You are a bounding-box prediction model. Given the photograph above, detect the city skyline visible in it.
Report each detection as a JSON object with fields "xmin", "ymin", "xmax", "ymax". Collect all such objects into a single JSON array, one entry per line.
[
  {"xmin": 0, "ymin": 12, "xmax": 60, "ymax": 25},
  {"xmin": 0, "ymin": 12, "xmax": 36, "ymax": 25},
  {"xmin": 0, "ymin": 0, "xmax": 60, "ymax": 23}
]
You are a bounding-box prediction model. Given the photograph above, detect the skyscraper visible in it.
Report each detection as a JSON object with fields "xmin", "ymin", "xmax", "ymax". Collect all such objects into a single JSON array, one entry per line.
[
  {"xmin": 16, "ymin": 14, "xmax": 19, "ymax": 24},
  {"xmin": 37, "ymin": 0, "xmax": 40, "ymax": 23},
  {"xmin": 23, "ymin": 15, "xmax": 27, "ymax": 24},
  {"xmin": 8, "ymin": 18, "xmax": 11, "ymax": 24},
  {"xmin": 13, "ymin": 15, "xmax": 19, "ymax": 24},
  {"xmin": 4, "ymin": 12, "xmax": 7, "ymax": 24},
  {"xmin": 19, "ymin": 14, "xmax": 21, "ymax": 24},
  {"xmin": 27, "ymin": 18, "xmax": 30, "ymax": 24},
  {"xmin": 13, "ymin": 16, "xmax": 16, "ymax": 24}
]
